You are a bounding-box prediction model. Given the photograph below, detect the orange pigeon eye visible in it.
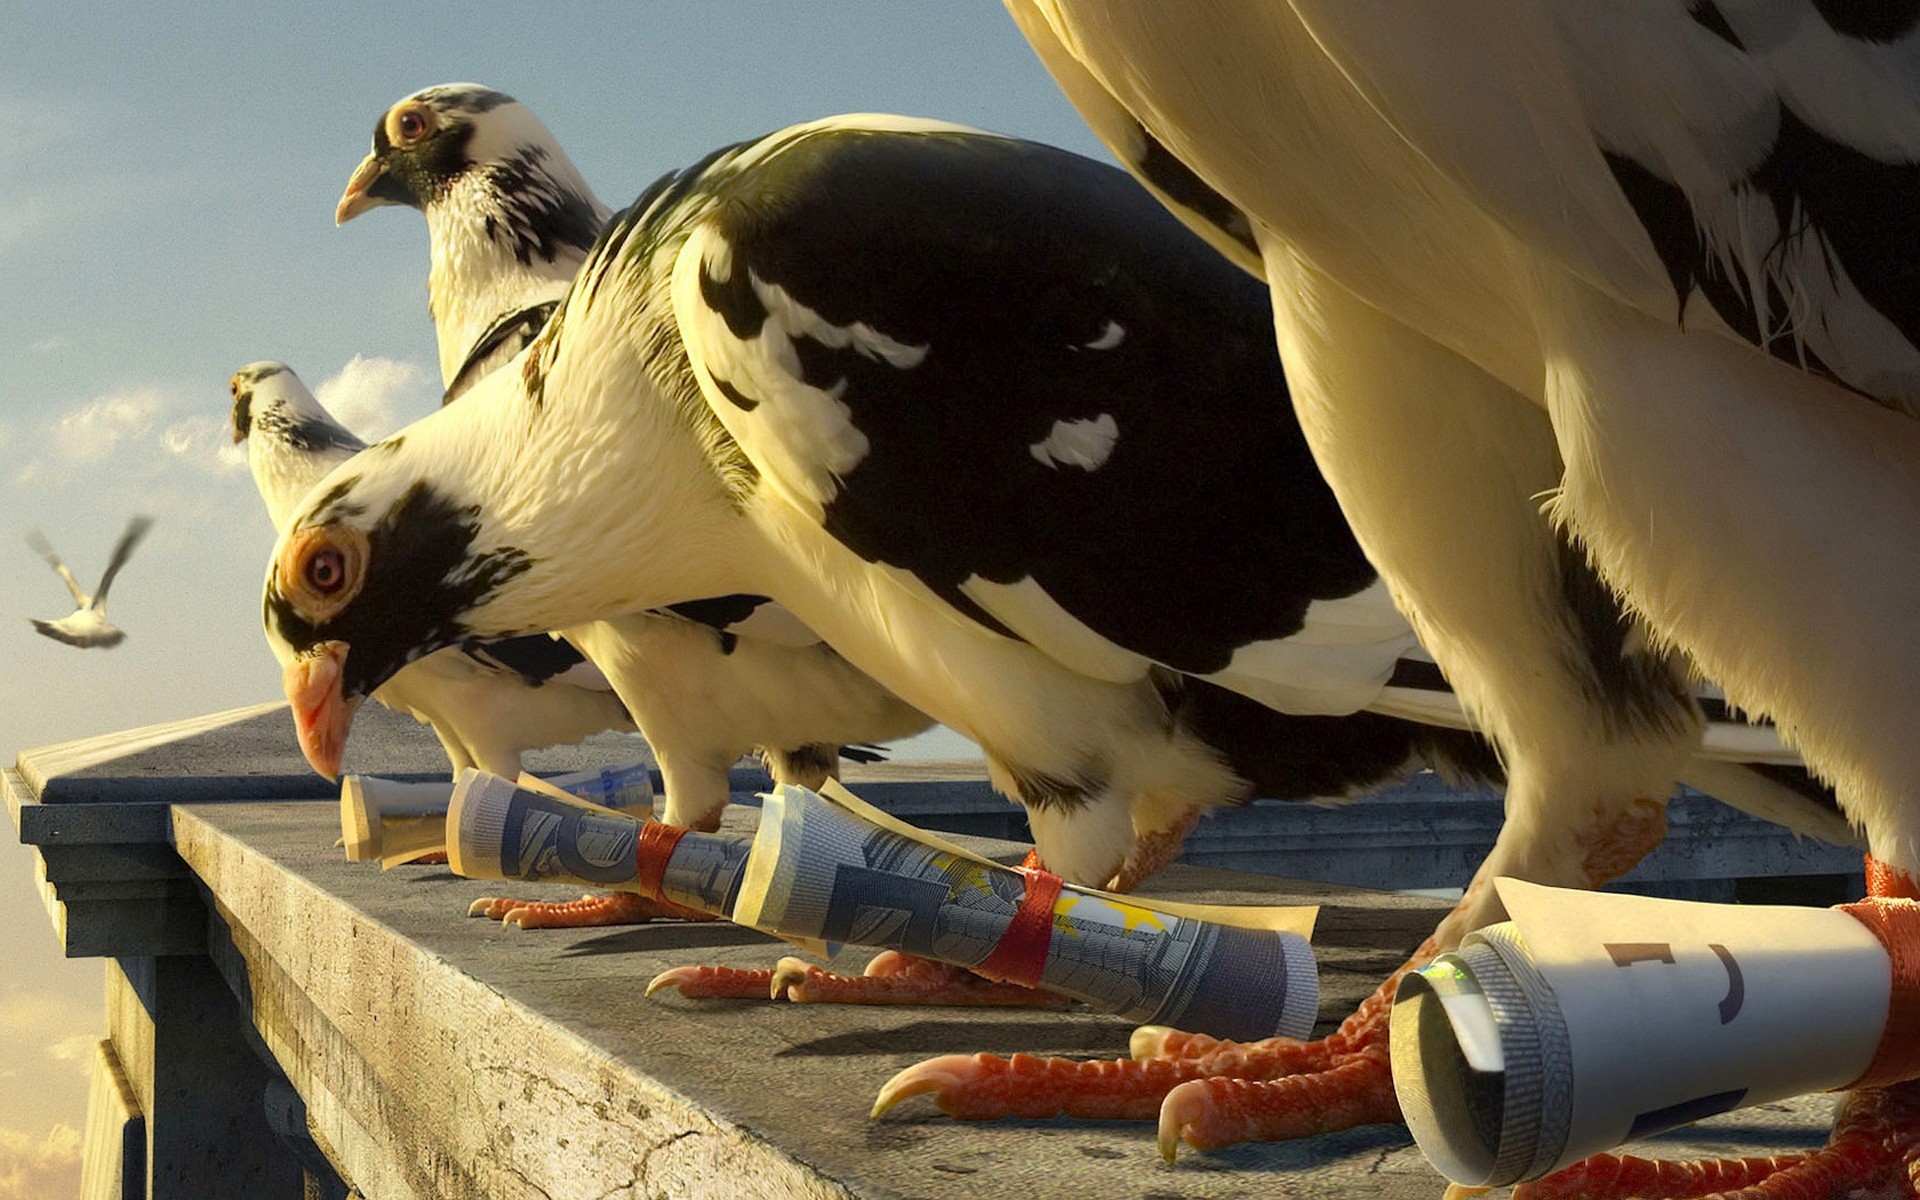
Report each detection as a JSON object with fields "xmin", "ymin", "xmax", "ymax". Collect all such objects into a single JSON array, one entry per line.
[
  {"xmin": 280, "ymin": 525, "xmax": 367, "ymax": 620},
  {"xmin": 388, "ymin": 104, "xmax": 437, "ymax": 146}
]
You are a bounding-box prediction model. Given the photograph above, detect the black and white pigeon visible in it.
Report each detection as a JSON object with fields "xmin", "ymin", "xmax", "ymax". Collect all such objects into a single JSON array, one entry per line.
[
  {"xmin": 231, "ymin": 360, "xmax": 635, "ymax": 780},
  {"xmin": 334, "ymin": 85, "xmax": 935, "ymax": 861},
  {"xmin": 1002, "ymin": 0, "xmax": 1920, "ymax": 1176},
  {"xmin": 267, "ymin": 118, "xmax": 1846, "ymax": 1021},
  {"xmin": 26, "ymin": 517, "xmax": 151, "ymax": 649}
]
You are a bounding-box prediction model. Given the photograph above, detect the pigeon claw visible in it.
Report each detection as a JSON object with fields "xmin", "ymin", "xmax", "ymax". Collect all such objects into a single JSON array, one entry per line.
[{"xmin": 871, "ymin": 1055, "xmax": 980, "ymax": 1119}]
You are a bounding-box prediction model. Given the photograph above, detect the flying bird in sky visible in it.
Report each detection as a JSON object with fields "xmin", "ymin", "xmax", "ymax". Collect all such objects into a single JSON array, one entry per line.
[
  {"xmin": 26, "ymin": 517, "xmax": 152, "ymax": 649},
  {"xmin": 268, "ymin": 113, "xmax": 1851, "ymax": 1076},
  {"xmin": 333, "ymin": 85, "xmax": 936, "ymax": 930},
  {"xmin": 1003, "ymin": 0, "xmax": 1920, "ymax": 1188},
  {"xmin": 232, "ymin": 360, "xmax": 638, "ymax": 786}
]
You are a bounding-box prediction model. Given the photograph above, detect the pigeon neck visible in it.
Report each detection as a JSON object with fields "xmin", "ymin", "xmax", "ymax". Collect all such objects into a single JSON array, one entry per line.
[{"xmin": 424, "ymin": 174, "xmax": 603, "ymax": 388}]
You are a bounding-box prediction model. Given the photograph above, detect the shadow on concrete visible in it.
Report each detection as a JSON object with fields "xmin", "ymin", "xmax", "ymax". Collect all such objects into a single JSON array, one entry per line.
[
  {"xmin": 556, "ymin": 923, "xmax": 780, "ymax": 956},
  {"xmin": 776, "ymin": 1017, "xmax": 1136, "ymax": 1058}
]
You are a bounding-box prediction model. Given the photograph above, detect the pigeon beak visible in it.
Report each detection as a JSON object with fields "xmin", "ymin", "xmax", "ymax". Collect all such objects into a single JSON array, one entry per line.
[
  {"xmin": 283, "ymin": 640, "xmax": 360, "ymax": 781},
  {"xmin": 336, "ymin": 155, "xmax": 391, "ymax": 225}
]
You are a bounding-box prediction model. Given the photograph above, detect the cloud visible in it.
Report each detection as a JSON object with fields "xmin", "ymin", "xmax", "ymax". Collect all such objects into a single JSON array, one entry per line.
[
  {"xmin": 160, "ymin": 413, "xmax": 247, "ymax": 476},
  {"xmin": 0, "ymin": 991, "xmax": 85, "ymax": 1038},
  {"xmin": 314, "ymin": 355, "xmax": 435, "ymax": 441},
  {"xmin": 46, "ymin": 388, "xmax": 164, "ymax": 465},
  {"xmin": 0, "ymin": 1124, "xmax": 81, "ymax": 1200},
  {"xmin": 43, "ymin": 1036, "xmax": 93, "ymax": 1070}
]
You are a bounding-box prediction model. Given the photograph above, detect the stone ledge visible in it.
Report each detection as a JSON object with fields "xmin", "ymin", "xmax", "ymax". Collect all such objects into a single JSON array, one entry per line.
[{"xmin": 169, "ymin": 802, "xmax": 1837, "ymax": 1200}]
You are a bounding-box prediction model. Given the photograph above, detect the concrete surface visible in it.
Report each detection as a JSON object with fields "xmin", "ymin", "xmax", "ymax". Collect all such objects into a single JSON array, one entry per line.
[{"xmin": 171, "ymin": 801, "xmax": 1838, "ymax": 1200}]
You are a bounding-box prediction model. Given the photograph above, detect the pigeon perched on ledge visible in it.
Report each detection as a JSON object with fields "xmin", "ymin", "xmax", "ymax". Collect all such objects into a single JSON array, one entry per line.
[
  {"xmin": 1001, "ymin": 0, "xmax": 1920, "ymax": 1180},
  {"xmin": 266, "ymin": 114, "xmax": 1853, "ymax": 1082},
  {"xmin": 232, "ymin": 360, "xmax": 635, "ymax": 780},
  {"xmin": 26, "ymin": 517, "xmax": 151, "ymax": 649},
  {"xmin": 333, "ymin": 85, "xmax": 936, "ymax": 928}
]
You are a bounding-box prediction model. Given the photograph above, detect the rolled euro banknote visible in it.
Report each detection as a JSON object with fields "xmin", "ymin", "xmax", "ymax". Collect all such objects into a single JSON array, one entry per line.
[
  {"xmin": 445, "ymin": 769, "xmax": 747, "ymax": 916},
  {"xmin": 732, "ymin": 783, "xmax": 1320, "ymax": 1041},
  {"xmin": 343, "ymin": 760, "xmax": 654, "ymax": 868},
  {"xmin": 1391, "ymin": 877, "xmax": 1904, "ymax": 1187}
]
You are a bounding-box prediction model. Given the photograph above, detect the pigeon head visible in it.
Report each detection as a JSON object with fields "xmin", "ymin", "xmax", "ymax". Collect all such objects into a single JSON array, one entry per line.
[
  {"xmin": 335, "ymin": 83, "xmax": 603, "ymax": 266},
  {"xmin": 228, "ymin": 361, "xmax": 288, "ymax": 443},
  {"xmin": 262, "ymin": 423, "xmax": 542, "ymax": 779},
  {"xmin": 232, "ymin": 362, "xmax": 369, "ymax": 531}
]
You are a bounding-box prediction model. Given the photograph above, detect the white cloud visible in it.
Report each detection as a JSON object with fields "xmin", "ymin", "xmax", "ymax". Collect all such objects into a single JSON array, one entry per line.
[
  {"xmin": 161, "ymin": 413, "xmax": 247, "ymax": 476},
  {"xmin": 29, "ymin": 337, "xmax": 65, "ymax": 355},
  {"xmin": 43, "ymin": 1036, "xmax": 93, "ymax": 1070},
  {"xmin": 0, "ymin": 991, "xmax": 82, "ymax": 1038},
  {"xmin": 0, "ymin": 1124, "xmax": 81, "ymax": 1200},
  {"xmin": 47, "ymin": 387, "xmax": 164, "ymax": 465},
  {"xmin": 314, "ymin": 355, "xmax": 435, "ymax": 442}
]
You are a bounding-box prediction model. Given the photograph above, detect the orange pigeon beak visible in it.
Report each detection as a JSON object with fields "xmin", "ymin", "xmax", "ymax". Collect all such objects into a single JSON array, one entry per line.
[
  {"xmin": 283, "ymin": 640, "xmax": 361, "ymax": 781},
  {"xmin": 336, "ymin": 154, "xmax": 389, "ymax": 225}
]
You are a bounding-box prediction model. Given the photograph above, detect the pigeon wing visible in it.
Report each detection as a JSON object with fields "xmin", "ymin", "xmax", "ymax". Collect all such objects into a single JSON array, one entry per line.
[
  {"xmin": 25, "ymin": 530, "xmax": 89, "ymax": 607},
  {"xmin": 93, "ymin": 516, "xmax": 153, "ymax": 605}
]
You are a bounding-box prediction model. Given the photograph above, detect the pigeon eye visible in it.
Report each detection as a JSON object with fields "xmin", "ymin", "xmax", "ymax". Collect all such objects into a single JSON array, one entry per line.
[
  {"xmin": 279, "ymin": 525, "xmax": 367, "ymax": 619},
  {"xmin": 390, "ymin": 105, "xmax": 435, "ymax": 145},
  {"xmin": 306, "ymin": 548, "xmax": 346, "ymax": 595}
]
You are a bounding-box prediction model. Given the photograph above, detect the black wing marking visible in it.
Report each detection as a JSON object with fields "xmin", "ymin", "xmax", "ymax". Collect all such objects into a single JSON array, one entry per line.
[
  {"xmin": 460, "ymin": 633, "xmax": 589, "ymax": 685},
  {"xmin": 664, "ymin": 593, "xmax": 772, "ymax": 630},
  {"xmin": 684, "ymin": 128, "xmax": 1379, "ymax": 679},
  {"xmin": 445, "ymin": 300, "xmax": 559, "ymax": 404}
]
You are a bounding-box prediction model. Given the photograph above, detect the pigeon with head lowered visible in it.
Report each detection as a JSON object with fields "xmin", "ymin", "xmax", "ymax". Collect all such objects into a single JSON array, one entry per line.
[
  {"xmin": 273, "ymin": 115, "xmax": 1848, "ymax": 1043},
  {"xmin": 231, "ymin": 360, "xmax": 637, "ymax": 784},
  {"xmin": 335, "ymin": 84, "xmax": 937, "ymax": 930},
  {"xmin": 27, "ymin": 517, "xmax": 151, "ymax": 649}
]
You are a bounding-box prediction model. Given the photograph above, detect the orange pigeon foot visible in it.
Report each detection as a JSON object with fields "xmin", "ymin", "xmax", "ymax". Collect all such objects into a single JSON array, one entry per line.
[
  {"xmin": 647, "ymin": 950, "xmax": 1073, "ymax": 1007},
  {"xmin": 1515, "ymin": 1081, "xmax": 1919, "ymax": 1200},
  {"xmin": 465, "ymin": 890, "xmax": 711, "ymax": 929},
  {"xmin": 874, "ymin": 942, "xmax": 1418, "ymax": 1157}
]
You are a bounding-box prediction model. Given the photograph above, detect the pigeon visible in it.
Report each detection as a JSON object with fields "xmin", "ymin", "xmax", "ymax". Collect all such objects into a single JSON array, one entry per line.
[
  {"xmin": 335, "ymin": 85, "xmax": 937, "ymax": 929},
  {"xmin": 269, "ymin": 115, "xmax": 1849, "ymax": 1047},
  {"xmin": 231, "ymin": 360, "xmax": 636, "ymax": 781},
  {"xmin": 26, "ymin": 517, "xmax": 152, "ymax": 649},
  {"xmin": 1002, "ymin": 0, "xmax": 1920, "ymax": 1185}
]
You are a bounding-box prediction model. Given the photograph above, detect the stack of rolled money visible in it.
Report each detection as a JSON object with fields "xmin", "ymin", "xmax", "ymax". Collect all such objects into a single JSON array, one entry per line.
[
  {"xmin": 341, "ymin": 760, "xmax": 654, "ymax": 867},
  {"xmin": 1391, "ymin": 877, "xmax": 1901, "ymax": 1187}
]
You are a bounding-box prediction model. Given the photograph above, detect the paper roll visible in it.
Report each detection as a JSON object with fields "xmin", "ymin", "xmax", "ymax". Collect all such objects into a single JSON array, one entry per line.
[
  {"xmin": 446, "ymin": 770, "xmax": 746, "ymax": 916},
  {"xmin": 733, "ymin": 784, "xmax": 1320, "ymax": 1040},
  {"xmin": 341, "ymin": 760, "xmax": 655, "ymax": 866},
  {"xmin": 1392, "ymin": 878, "xmax": 1892, "ymax": 1186}
]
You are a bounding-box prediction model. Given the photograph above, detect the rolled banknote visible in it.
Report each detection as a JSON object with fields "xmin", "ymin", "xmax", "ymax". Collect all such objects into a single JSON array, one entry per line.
[
  {"xmin": 446, "ymin": 769, "xmax": 748, "ymax": 916},
  {"xmin": 732, "ymin": 783, "xmax": 1320, "ymax": 1041},
  {"xmin": 342, "ymin": 760, "xmax": 654, "ymax": 867},
  {"xmin": 1391, "ymin": 877, "xmax": 1900, "ymax": 1187}
]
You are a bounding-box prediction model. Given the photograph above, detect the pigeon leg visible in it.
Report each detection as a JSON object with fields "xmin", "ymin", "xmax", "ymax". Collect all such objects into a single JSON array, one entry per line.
[
  {"xmin": 467, "ymin": 890, "xmax": 715, "ymax": 930},
  {"xmin": 648, "ymin": 949, "xmax": 1073, "ymax": 1007},
  {"xmin": 875, "ymin": 799, "xmax": 1676, "ymax": 1158},
  {"xmin": 1513, "ymin": 858, "xmax": 1920, "ymax": 1200}
]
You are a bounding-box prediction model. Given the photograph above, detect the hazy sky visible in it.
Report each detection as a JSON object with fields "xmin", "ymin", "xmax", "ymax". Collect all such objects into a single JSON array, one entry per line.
[{"xmin": 0, "ymin": 5, "xmax": 1102, "ymax": 1191}]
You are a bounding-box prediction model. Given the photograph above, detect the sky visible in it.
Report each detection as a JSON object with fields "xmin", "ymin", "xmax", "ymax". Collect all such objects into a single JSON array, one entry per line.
[{"xmin": 0, "ymin": 5, "xmax": 1104, "ymax": 1193}]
